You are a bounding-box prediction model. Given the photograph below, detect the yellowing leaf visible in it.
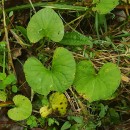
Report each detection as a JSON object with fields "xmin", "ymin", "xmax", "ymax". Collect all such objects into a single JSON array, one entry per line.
[
  {"xmin": 40, "ymin": 106, "xmax": 52, "ymax": 118},
  {"xmin": 49, "ymin": 92, "xmax": 68, "ymax": 115}
]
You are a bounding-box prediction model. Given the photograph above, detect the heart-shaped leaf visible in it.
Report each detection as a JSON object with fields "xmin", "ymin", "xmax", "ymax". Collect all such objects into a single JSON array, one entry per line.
[
  {"xmin": 74, "ymin": 61, "xmax": 121, "ymax": 102},
  {"xmin": 24, "ymin": 47, "xmax": 76, "ymax": 95},
  {"xmin": 27, "ymin": 7, "xmax": 64, "ymax": 43},
  {"xmin": 8, "ymin": 95, "xmax": 32, "ymax": 121}
]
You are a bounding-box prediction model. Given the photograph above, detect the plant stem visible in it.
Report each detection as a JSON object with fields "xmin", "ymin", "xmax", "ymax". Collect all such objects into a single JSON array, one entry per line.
[
  {"xmin": 95, "ymin": 12, "xmax": 100, "ymax": 39},
  {"xmin": 0, "ymin": 2, "xmax": 88, "ymax": 15},
  {"xmin": 2, "ymin": 0, "xmax": 15, "ymax": 74},
  {"xmin": 28, "ymin": 0, "xmax": 36, "ymax": 13},
  {"xmin": 69, "ymin": 88, "xmax": 89, "ymax": 116},
  {"xmin": 2, "ymin": 47, "xmax": 5, "ymax": 73}
]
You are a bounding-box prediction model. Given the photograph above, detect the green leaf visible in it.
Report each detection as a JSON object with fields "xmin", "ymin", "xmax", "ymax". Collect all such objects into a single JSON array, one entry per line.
[
  {"xmin": 108, "ymin": 108, "xmax": 120, "ymax": 124},
  {"xmin": 27, "ymin": 7, "xmax": 64, "ymax": 43},
  {"xmin": 59, "ymin": 31, "xmax": 92, "ymax": 46},
  {"xmin": 16, "ymin": 26, "xmax": 28, "ymax": 41},
  {"xmin": 24, "ymin": 47, "xmax": 76, "ymax": 95},
  {"xmin": 9, "ymin": 11, "xmax": 13, "ymax": 17},
  {"xmin": 68, "ymin": 116, "xmax": 83, "ymax": 124},
  {"xmin": 92, "ymin": 0, "xmax": 119, "ymax": 14},
  {"xmin": 26, "ymin": 115, "xmax": 38, "ymax": 128},
  {"xmin": 12, "ymin": 85, "xmax": 18, "ymax": 93},
  {"xmin": 0, "ymin": 82, "xmax": 6, "ymax": 90},
  {"xmin": 49, "ymin": 92, "xmax": 68, "ymax": 115},
  {"xmin": 8, "ymin": 95, "xmax": 32, "ymax": 121},
  {"xmin": 0, "ymin": 41, "xmax": 6, "ymax": 51},
  {"xmin": 0, "ymin": 73, "xmax": 16, "ymax": 90},
  {"xmin": 0, "ymin": 73, "xmax": 6, "ymax": 80},
  {"xmin": 74, "ymin": 61, "xmax": 121, "ymax": 102},
  {"xmin": 93, "ymin": 0, "xmax": 99, "ymax": 4},
  {"xmin": 61, "ymin": 121, "xmax": 71, "ymax": 130},
  {"xmin": 3, "ymin": 73, "xmax": 16, "ymax": 85},
  {"xmin": 70, "ymin": 124, "xmax": 81, "ymax": 130},
  {"xmin": 99, "ymin": 104, "xmax": 108, "ymax": 118},
  {"xmin": 0, "ymin": 90, "xmax": 7, "ymax": 101},
  {"xmin": 48, "ymin": 118, "xmax": 55, "ymax": 126}
]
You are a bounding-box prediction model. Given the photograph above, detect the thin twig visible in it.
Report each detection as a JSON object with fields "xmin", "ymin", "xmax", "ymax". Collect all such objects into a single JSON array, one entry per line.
[
  {"xmin": 28, "ymin": 0, "xmax": 36, "ymax": 13},
  {"xmin": 2, "ymin": 0, "xmax": 15, "ymax": 74},
  {"xmin": 94, "ymin": 53, "xmax": 130, "ymax": 61},
  {"xmin": 0, "ymin": 2, "xmax": 88, "ymax": 15}
]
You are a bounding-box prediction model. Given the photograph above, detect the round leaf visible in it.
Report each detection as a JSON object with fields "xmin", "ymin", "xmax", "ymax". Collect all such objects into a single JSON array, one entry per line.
[
  {"xmin": 8, "ymin": 95, "xmax": 32, "ymax": 121},
  {"xmin": 24, "ymin": 47, "xmax": 76, "ymax": 95},
  {"xmin": 74, "ymin": 61, "xmax": 121, "ymax": 102},
  {"xmin": 27, "ymin": 8, "xmax": 64, "ymax": 43}
]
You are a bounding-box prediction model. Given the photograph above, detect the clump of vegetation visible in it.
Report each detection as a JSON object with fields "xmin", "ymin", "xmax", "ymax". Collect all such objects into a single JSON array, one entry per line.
[{"xmin": 0, "ymin": 0, "xmax": 130, "ymax": 129}]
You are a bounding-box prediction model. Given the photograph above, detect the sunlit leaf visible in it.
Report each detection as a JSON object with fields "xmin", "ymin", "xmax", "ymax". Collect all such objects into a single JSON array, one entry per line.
[
  {"xmin": 8, "ymin": 95, "xmax": 32, "ymax": 121},
  {"xmin": 74, "ymin": 61, "xmax": 121, "ymax": 102},
  {"xmin": 40, "ymin": 106, "xmax": 52, "ymax": 118},
  {"xmin": 24, "ymin": 47, "xmax": 76, "ymax": 95},
  {"xmin": 27, "ymin": 7, "xmax": 64, "ymax": 43},
  {"xmin": 92, "ymin": 0, "xmax": 119, "ymax": 14}
]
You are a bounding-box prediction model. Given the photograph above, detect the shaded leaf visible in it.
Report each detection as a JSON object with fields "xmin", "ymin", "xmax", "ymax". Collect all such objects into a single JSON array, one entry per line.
[
  {"xmin": 68, "ymin": 116, "xmax": 83, "ymax": 124},
  {"xmin": 59, "ymin": 31, "xmax": 92, "ymax": 46},
  {"xmin": 16, "ymin": 26, "xmax": 29, "ymax": 41},
  {"xmin": 61, "ymin": 121, "xmax": 71, "ymax": 130}
]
